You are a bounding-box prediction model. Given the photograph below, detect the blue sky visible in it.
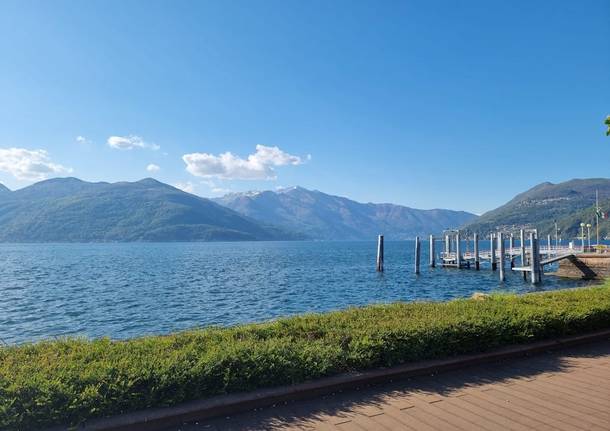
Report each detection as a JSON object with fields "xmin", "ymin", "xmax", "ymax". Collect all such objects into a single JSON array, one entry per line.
[{"xmin": 0, "ymin": 1, "xmax": 608, "ymax": 214}]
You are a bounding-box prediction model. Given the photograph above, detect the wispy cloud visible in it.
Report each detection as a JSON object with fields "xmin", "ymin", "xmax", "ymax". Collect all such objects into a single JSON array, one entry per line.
[
  {"xmin": 0, "ymin": 148, "xmax": 72, "ymax": 181},
  {"xmin": 182, "ymin": 145, "xmax": 308, "ymax": 180},
  {"xmin": 173, "ymin": 181, "xmax": 195, "ymax": 194},
  {"xmin": 146, "ymin": 163, "xmax": 160, "ymax": 173},
  {"xmin": 201, "ymin": 179, "xmax": 230, "ymax": 195},
  {"xmin": 107, "ymin": 135, "xmax": 160, "ymax": 151},
  {"xmin": 75, "ymin": 136, "xmax": 92, "ymax": 145}
]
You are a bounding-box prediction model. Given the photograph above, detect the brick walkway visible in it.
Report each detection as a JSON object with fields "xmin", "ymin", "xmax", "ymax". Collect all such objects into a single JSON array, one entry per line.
[{"xmin": 175, "ymin": 339, "xmax": 610, "ymax": 430}]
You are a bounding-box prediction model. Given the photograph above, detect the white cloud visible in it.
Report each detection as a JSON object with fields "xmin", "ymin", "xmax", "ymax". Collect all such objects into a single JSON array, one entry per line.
[
  {"xmin": 200, "ymin": 179, "xmax": 230, "ymax": 195},
  {"xmin": 75, "ymin": 136, "xmax": 91, "ymax": 145},
  {"xmin": 182, "ymin": 145, "xmax": 306, "ymax": 180},
  {"xmin": 146, "ymin": 163, "xmax": 160, "ymax": 173},
  {"xmin": 107, "ymin": 135, "xmax": 160, "ymax": 151},
  {"xmin": 173, "ymin": 181, "xmax": 195, "ymax": 194},
  {"xmin": 0, "ymin": 148, "xmax": 72, "ymax": 181},
  {"xmin": 211, "ymin": 187, "xmax": 230, "ymax": 194}
]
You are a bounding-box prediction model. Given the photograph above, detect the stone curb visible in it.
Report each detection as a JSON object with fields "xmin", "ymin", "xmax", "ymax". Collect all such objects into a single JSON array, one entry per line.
[{"xmin": 53, "ymin": 328, "xmax": 610, "ymax": 431}]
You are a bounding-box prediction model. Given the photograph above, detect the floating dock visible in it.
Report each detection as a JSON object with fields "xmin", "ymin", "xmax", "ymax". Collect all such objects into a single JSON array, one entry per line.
[{"xmin": 375, "ymin": 229, "xmax": 608, "ymax": 284}]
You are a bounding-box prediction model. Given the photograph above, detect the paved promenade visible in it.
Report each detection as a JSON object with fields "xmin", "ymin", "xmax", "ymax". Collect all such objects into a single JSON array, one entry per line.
[{"xmin": 175, "ymin": 339, "xmax": 610, "ymax": 430}]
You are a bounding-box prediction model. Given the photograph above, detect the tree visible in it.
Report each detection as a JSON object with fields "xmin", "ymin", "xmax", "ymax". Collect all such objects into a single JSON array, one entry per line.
[{"xmin": 606, "ymin": 115, "xmax": 610, "ymax": 136}]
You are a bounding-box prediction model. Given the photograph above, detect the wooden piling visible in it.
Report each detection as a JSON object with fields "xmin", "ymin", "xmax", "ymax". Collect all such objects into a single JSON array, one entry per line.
[
  {"xmin": 536, "ymin": 235, "xmax": 543, "ymax": 283},
  {"xmin": 529, "ymin": 232, "xmax": 543, "ymax": 284},
  {"xmin": 456, "ymin": 230, "xmax": 461, "ymax": 268},
  {"xmin": 547, "ymin": 234, "xmax": 552, "ymax": 256},
  {"xmin": 520, "ymin": 229, "xmax": 526, "ymax": 280},
  {"xmin": 508, "ymin": 232, "xmax": 515, "ymax": 269},
  {"xmin": 429, "ymin": 235, "xmax": 435, "ymax": 267},
  {"xmin": 415, "ymin": 236, "xmax": 421, "ymax": 274},
  {"xmin": 498, "ymin": 232, "xmax": 505, "ymax": 281},
  {"xmin": 376, "ymin": 235, "xmax": 384, "ymax": 272},
  {"xmin": 474, "ymin": 233, "xmax": 480, "ymax": 270},
  {"xmin": 490, "ymin": 233, "xmax": 497, "ymax": 270},
  {"xmin": 530, "ymin": 232, "xmax": 536, "ymax": 284}
]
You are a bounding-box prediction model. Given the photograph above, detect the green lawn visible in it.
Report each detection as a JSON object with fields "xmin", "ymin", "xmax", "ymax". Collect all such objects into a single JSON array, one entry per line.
[{"xmin": 2, "ymin": 283, "xmax": 610, "ymax": 430}]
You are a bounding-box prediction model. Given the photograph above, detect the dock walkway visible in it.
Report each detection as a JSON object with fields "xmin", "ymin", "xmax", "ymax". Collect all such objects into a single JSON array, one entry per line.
[
  {"xmin": 449, "ymin": 245, "xmax": 578, "ymax": 264},
  {"xmin": 174, "ymin": 338, "xmax": 610, "ymax": 430}
]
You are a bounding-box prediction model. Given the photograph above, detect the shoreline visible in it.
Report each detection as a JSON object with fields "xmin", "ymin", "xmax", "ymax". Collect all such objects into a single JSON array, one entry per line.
[{"xmin": 3, "ymin": 283, "xmax": 610, "ymax": 430}]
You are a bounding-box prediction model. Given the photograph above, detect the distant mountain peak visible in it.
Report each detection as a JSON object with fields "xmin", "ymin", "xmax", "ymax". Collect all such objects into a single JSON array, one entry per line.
[
  {"xmin": 0, "ymin": 176, "xmax": 300, "ymax": 242},
  {"xmin": 214, "ymin": 187, "xmax": 477, "ymax": 240},
  {"xmin": 275, "ymin": 186, "xmax": 298, "ymax": 193},
  {"xmin": 464, "ymin": 177, "xmax": 610, "ymax": 236},
  {"xmin": 34, "ymin": 177, "xmax": 85, "ymax": 185},
  {"xmin": 219, "ymin": 186, "xmax": 313, "ymax": 199},
  {"xmin": 135, "ymin": 178, "xmax": 167, "ymax": 187},
  {"xmin": 221, "ymin": 190, "xmax": 264, "ymax": 199},
  {"xmin": 14, "ymin": 177, "xmax": 101, "ymax": 198},
  {"xmin": 137, "ymin": 177, "xmax": 161, "ymax": 184},
  {"xmin": 275, "ymin": 185, "xmax": 308, "ymax": 193}
]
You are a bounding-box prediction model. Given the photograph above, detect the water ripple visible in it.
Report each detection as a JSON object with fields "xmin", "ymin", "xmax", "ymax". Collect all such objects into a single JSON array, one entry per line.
[{"xmin": 0, "ymin": 241, "xmax": 597, "ymax": 345}]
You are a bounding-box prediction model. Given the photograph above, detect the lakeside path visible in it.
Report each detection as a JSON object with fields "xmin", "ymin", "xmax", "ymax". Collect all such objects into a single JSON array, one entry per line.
[{"xmin": 172, "ymin": 338, "xmax": 610, "ymax": 431}]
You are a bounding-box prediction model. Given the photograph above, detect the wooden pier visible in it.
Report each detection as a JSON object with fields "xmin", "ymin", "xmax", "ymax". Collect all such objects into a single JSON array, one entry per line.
[
  {"xmin": 377, "ymin": 228, "xmax": 605, "ymax": 284},
  {"xmin": 406, "ymin": 229, "xmax": 585, "ymax": 284},
  {"xmin": 436, "ymin": 229, "xmax": 580, "ymax": 284}
]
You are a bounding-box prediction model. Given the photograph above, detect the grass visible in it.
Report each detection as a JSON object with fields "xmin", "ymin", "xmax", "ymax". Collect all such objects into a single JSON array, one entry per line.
[{"xmin": 2, "ymin": 283, "xmax": 610, "ymax": 430}]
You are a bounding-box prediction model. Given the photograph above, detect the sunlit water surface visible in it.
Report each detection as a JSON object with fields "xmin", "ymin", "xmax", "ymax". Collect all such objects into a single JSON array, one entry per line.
[{"xmin": 0, "ymin": 241, "xmax": 596, "ymax": 344}]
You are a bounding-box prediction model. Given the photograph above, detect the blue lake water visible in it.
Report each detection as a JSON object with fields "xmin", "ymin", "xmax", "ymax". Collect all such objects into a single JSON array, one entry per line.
[{"xmin": 0, "ymin": 241, "xmax": 596, "ymax": 345}]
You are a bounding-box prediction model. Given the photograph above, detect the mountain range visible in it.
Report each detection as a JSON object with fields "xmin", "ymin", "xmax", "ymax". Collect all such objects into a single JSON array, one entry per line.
[
  {"xmin": 2, "ymin": 176, "xmax": 605, "ymax": 243},
  {"xmin": 0, "ymin": 178, "xmax": 476, "ymax": 242},
  {"xmin": 0, "ymin": 178, "xmax": 300, "ymax": 242},
  {"xmin": 463, "ymin": 178, "xmax": 610, "ymax": 237},
  {"xmin": 214, "ymin": 187, "xmax": 477, "ymax": 240}
]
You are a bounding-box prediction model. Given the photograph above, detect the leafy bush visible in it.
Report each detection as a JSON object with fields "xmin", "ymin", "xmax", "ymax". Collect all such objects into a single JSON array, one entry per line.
[{"xmin": 2, "ymin": 283, "xmax": 610, "ymax": 430}]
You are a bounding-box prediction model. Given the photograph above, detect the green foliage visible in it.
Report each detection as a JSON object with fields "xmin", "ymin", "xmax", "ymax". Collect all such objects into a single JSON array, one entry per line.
[
  {"xmin": 464, "ymin": 178, "xmax": 610, "ymax": 236},
  {"xmin": 2, "ymin": 284, "xmax": 610, "ymax": 429},
  {"xmin": 605, "ymin": 115, "xmax": 610, "ymax": 136},
  {"xmin": 0, "ymin": 178, "xmax": 301, "ymax": 242},
  {"xmin": 552, "ymin": 198, "xmax": 610, "ymax": 238}
]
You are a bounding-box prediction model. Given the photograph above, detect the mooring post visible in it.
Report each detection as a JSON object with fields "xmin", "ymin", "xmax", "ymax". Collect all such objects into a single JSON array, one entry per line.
[
  {"xmin": 490, "ymin": 233, "xmax": 497, "ymax": 270},
  {"xmin": 429, "ymin": 235, "xmax": 435, "ymax": 267},
  {"xmin": 444, "ymin": 234, "xmax": 450, "ymax": 259},
  {"xmin": 498, "ymin": 232, "xmax": 505, "ymax": 281},
  {"xmin": 456, "ymin": 230, "xmax": 461, "ymax": 268},
  {"xmin": 415, "ymin": 236, "xmax": 421, "ymax": 274},
  {"xmin": 530, "ymin": 232, "xmax": 536, "ymax": 283},
  {"xmin": 474, "ymin": 232, "xmax": 480, "ymax": 270},
  {"xmin": 376, "ymin": 235, "xmax": 384, "ymax": 272},
  {"xmin": 520, "ymin": 229, "xmax": 526, "ymax": 280},
  {"xmin": 547, "ymin": 234, "xmax": 552, "ymax": 257},
  {"xmin": 536, "ymin": 235, "xmax": 542, "ymax": 283},
  {"xmin": 508, "ymin": 232, "xmax": 515, "ymax": 269},
  {"xmin": 529, "ymin": 232, "xmax": 543, "ymax": 284}
]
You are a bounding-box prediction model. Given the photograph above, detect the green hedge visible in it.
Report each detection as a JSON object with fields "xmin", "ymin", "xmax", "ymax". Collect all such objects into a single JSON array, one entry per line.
[{"xmin": 2, "ymin": 284, "xmax": 610, "ymax": 430}]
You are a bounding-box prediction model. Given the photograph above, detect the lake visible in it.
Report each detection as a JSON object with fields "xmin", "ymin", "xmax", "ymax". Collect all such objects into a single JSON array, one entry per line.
[{"xmin": 0, "ymin": 241, "xmax": 595, "ymax": 345}]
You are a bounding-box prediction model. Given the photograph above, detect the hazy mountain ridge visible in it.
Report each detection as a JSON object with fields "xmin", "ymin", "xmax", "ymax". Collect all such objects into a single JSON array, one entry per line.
[
  {"xmin": 463, "ymin": 178, "xmax": 610, "ymax": 237},
  {"xmin": 214, "ymin": 187, "xmax": 477, "ymax": 240},
  {"xmin": 0, "ymin": 178, "xmax": 301, "ymax": 242}
]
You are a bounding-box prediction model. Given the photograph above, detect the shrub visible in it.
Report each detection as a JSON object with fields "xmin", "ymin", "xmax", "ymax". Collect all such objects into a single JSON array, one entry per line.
[{"xmin": 2, "ymin": 283, "xmax": 610, "ymax": 430}]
